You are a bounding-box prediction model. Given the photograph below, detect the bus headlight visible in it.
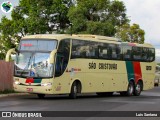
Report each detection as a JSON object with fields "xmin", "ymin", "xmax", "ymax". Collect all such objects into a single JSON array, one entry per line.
[
  {"xmin": 14, "ymin": 81, "xmax": 20, "ymax": 85},
  {"xmin": 41, "ymin": 82, "xmax": 52, "ymax": 86}
]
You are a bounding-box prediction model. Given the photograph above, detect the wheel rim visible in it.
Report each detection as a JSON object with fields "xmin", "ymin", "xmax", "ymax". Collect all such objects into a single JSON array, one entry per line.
[
  {"xmin": 129, "ymin": 84, "xmax": 133, "ymax": 95},
  {"xmin": 73, "ymin": 85, "xmax": 77, "ymax": 94},
  {"xmin": 136, "ymin": 84, "xmax": 141, "ymax": 93}
]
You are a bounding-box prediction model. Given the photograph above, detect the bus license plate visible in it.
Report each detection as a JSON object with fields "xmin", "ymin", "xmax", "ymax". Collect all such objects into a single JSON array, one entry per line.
[{"xmin": 27, "ymin": 88, "xmax": 33, "ymax": 92}]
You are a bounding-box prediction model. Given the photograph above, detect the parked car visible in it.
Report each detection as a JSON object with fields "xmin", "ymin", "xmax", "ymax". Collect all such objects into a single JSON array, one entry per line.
[{"xmin": 155, "ymin": 65, "xmax": 160, "ymax": 87}]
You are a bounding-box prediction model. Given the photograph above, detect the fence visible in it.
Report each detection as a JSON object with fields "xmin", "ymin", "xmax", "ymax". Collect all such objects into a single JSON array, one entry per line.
[{"xmin": 0, "ymin": 60, "xmax": 14, "ymax": 91}]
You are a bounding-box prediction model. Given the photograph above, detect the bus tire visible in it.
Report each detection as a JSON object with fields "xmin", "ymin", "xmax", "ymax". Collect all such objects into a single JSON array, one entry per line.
[
  {"xmin": 134, "ymin": 81, "xmax": 142, "ymax": 96},
  {"xmin": 126, "ymin": 81, "xmax": 134, "ymax": 96},
  {"xmin": 120, "ymin": 81, "xmax": 134, "ymax": 96},
  {"xmin": 69, "ymin": 82, "xmax": 78, "ymax": 99},
  {"xmin": 37, "ymin": 94, "xmax": 45, "ymax": 99}
]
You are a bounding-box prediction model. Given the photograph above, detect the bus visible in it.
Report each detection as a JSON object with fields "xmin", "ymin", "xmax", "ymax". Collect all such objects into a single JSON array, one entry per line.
[{"xmin": 6, "ymin": 34, "xmax": 156, "ymax": 99}]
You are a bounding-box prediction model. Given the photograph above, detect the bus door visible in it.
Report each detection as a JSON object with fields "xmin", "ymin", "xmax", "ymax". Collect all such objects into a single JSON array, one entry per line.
[{"xmin": 55, "ymin": 39, "xmax": 71, "ymax": 77}]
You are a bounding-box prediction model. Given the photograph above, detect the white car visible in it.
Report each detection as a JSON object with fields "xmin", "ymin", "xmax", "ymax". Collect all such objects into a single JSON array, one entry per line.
[{"xmin": 155, "ymin": 65, "xmax": 160, "ymax": 87}]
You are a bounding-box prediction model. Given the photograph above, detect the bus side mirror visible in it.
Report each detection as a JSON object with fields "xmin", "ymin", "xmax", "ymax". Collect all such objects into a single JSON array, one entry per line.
[
  {"xmin": 49, "ymin": 49, "xmax": 57, "ymax": 64},
  {"xmin": 5, "ymin": 48, "xmax": 16, "ymax": 62}
]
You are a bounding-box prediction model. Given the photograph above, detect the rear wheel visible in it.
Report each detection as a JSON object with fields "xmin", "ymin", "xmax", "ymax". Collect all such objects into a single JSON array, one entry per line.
[
  {"xmin": 37, "ymin": 94, "xmax": 45, "ymax": 99},
  {"xmin": 120, "ymin": 81, "xmax": 134, "ymax": 96},
  {"xmin": 134, "ymin": 81, "xmax": 142, "ymax": 96},
  {"xmin": 69, "ymin": 82, "xmax": 78, "ymax": 99}
]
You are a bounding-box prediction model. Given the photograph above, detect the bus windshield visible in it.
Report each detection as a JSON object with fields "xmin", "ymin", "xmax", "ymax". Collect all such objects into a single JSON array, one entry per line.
[{"xmin": 14, "ymin": 39, "xmax": 57, "ymax": 78}]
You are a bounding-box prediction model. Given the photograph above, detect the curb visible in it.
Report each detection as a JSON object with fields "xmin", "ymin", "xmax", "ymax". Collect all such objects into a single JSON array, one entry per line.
[{"xmin": 0, "ymin": 93, "xmax": 29, "ymax": 98}]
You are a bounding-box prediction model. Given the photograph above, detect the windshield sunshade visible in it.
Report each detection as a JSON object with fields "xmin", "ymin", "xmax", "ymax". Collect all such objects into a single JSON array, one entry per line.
[{"xmin": 20, "ymin": 39, "xmax": 57, "ymax": 51}]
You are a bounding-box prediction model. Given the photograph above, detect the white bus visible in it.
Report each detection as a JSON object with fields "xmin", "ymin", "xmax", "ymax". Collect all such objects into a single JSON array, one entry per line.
[{"xmin": 6, "ymin": 34, "xmax": 156, "ymax": 99}]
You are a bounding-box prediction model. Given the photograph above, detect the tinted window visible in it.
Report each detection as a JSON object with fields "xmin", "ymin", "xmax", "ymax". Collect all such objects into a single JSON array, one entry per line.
[
  {"xmin": 109, "ymin": 44, "xmax": 122, "ymax": 60},
  {"xmin": 148, "ymin": 48, "xmax": 155, "ymax": 62},
  {"xmin": 141, "ymin": 47, "xmax": 149, "ymax": 61},
  {"xmin": 132, "ymin": 47, "xmax": 142, "ymax": 61},
  {"xmin": 98, "ymin": 43, "xmax": 109, "ymax": 59},
  {"xmin": 98, "ymin": 43, "xmax": 121, "ymax": 60},
  {"xmin": 123, "ymin": 45, "xmax": 132, "ymax": 60},
  {"xmin": 71, "ymin": 39, "xmax": 155, "ymax": 62},
  {"xmin": 71, "ymin": 39, "xmax": 98, "ymax": 59}
]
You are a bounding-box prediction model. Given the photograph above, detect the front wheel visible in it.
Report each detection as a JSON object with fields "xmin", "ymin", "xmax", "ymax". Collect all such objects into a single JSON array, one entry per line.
[
  {"xmin": 69, "ymin": 82, "xmax": 77, "ymax": 99},
  {"xmin": 133, "ymin": 81, "xmax": 142, "ymax": 96}
]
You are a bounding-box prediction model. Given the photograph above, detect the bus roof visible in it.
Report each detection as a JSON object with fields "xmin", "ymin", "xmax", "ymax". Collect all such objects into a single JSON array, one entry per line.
[
  {"xmin": 22, "ymin": 34, "xmax": 70, "ymax": 40},
  {"xmin": 22, "ymin": 34, "xmax": 119, "ymax": 41},
  {"xmin": 22, "ymin": 34, "xmax": 154, "ymax": 48}
]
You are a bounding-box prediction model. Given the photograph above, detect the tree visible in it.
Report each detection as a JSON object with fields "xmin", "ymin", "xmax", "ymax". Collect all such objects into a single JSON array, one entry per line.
[
  {"xmin": 67, "ymin": 0, "xmax": 129, "ymax": 36},
  {"xmin": 17, "ymin": 0, "xmax": 73, "ymax": 34},
  {"xmin": 0, "ymin": 16, "xmax": 16, "ymax": 60},
  {"xmin": 115, "ymin": 23, "xmax": 145, "ymax": 44},
  {"xmin": 0, "ymin": 0, "xmax": 74, "ymax": 59},
  {"xmin": 0, "ymin": 0, "xmax": 145, "ymax": 59}
]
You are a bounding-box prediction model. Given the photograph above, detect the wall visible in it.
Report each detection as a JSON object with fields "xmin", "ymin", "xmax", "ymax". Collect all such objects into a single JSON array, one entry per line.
[{"xmin": 0, "ymin": 60, "xmax": 13, "ymax": 91}]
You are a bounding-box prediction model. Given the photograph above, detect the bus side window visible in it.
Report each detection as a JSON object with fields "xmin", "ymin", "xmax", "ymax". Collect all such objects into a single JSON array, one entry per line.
[
  {"xmin": 123, "ymin": 46, "xmax": 132, "ymax": 61},
  {"xmin": 71, "ymin": 40, "xmax": 98, "ymax": 59},
  {"xmin": 101, "ymin": 49, "xmax": 108, "ymax": 58},
  {"xmin": 55, "ymin": 39, "xmax": 70, "ymax": 77},
  {"xmin": 116, "ymin": 45, "xmax": 122, "ymax": 60},
  {"xmin": 142, "ymin": 48, "xmax": 148, "ymax": 61},
  {"xmin": 110, "ymin": 44, "xmax": 118, "ymax": 60},
  {"xmin": 125, "ymin": 50, "xmax": 131, "ymax": 60},
  {"xmin": 147, "ymin": 48, "xmax": 155, "ymax": 62},
  {"xmin": 98, "ymin": 43, "xmax": 108, "ymax": 59},
  {"xmin": 132, "ymin": 47, "xmax": 143, "ymax": 61}
]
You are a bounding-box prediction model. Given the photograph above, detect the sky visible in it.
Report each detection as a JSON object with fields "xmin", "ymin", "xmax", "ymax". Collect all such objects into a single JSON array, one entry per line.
[{"xmin": 0, "ymin": 0, "xmax": 160, "ymax": 62}]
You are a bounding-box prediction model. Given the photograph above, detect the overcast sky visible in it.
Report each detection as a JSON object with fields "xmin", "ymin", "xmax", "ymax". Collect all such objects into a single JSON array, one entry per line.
[{"xmin": 0, "ymin": 0, "xmax": 160, "ymax": 59}]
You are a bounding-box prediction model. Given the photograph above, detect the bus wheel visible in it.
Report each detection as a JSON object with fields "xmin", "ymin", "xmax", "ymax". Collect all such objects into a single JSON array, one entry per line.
[
  {"xmin": 69, "ymin": 82, "xmax": 77, "ymax": 99},
  {"xmin": 37, "ymin": 94, "xmax": 45, "ymax": 99},
  {"xmin": 134, "ymin": 81, "xmax": 142, "ymax": 96},
  {"xmin": 126, "ymin": 81, "xmax": 134, "ymax": 96},
  {"xmin": 120, "ymin": 82, "xmax": 134, "ymax": 96}
]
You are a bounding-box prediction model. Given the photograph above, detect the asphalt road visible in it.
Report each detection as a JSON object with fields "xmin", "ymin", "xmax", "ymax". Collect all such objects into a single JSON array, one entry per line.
[{"xmin": 0, "ymin": 87, "xmax": 160, "ymax": 120}]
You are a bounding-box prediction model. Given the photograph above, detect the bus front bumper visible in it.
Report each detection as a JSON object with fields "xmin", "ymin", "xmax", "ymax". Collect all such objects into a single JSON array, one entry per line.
[{"xmin": 13, "ymin": 84, "xmax": 54, "ymax": 94}]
